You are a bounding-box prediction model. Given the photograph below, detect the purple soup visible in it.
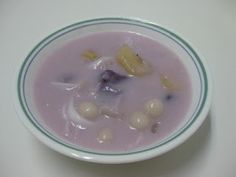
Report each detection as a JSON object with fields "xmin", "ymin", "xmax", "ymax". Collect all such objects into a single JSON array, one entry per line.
[{"xmin": 34, "ymin": 32, "xmax": 191, "ymax": 152}]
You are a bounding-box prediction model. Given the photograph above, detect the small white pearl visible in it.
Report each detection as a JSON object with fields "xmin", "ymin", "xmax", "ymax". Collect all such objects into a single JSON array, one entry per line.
[
  {"xmin": 77, "ymin": 102, "xmax": 98, "ymax": 120},
  {"xmin": 129, "ymin": 111, "xmax": 150, "ymax": 130},
  {"xmin": 144, "ymin": 99, "xmax": 164, "ymax": 118},
  {"xmin": 97, "ymin": 128, "xmax": 113, "ymax": 143}
]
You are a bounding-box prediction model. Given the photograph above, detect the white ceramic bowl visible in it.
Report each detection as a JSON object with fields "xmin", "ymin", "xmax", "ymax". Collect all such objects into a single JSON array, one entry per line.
[{"xmin": 14, "ymin": 18, "xmax": 212, "ymax": 164}]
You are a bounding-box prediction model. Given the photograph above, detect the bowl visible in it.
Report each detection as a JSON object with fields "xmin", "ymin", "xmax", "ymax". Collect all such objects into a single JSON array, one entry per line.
[{"xmin": 14, "ymin": 18, "xmax": 212, "ymax": 164}]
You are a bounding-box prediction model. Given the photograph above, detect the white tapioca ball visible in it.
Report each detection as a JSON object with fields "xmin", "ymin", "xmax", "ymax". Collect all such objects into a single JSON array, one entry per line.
[
  {"xmin": 144, "ymin": 99, "xmax": 164, "ymax": 118},
  {"xmin": 129, "ymin": 111, "xmax": 150, "ymax": 130},
  {"xmin": 77, "ymin": 102, "xmax": 98, "ymax": 120},
  {"xmin": 97, "ymin": 128, "xmax": 113, "ymax": 143}
]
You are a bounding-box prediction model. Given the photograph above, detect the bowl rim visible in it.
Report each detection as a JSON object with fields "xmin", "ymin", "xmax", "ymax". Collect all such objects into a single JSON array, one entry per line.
[{"xmin": 13, "ymin": 17, "xmax": 212, "ymax": 164}]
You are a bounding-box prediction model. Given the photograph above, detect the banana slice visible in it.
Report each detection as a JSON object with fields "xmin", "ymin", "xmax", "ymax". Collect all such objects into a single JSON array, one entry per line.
[
  {"xmin": 116, "ymin": 44, "xmax": 151, "ymax": 76},
  {"xmin": 160, "ymin": 74, "xmax": 179, "ymax": 91},
  {"xmin": 82, "ymin": 50, "xmax": 99, "ymax": 61}
]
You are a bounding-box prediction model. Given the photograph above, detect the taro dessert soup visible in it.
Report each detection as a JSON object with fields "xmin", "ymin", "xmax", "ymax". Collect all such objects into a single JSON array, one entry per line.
[{"xmin": 34, "ymin": 32, "xmax": 191, "ymax": 152}]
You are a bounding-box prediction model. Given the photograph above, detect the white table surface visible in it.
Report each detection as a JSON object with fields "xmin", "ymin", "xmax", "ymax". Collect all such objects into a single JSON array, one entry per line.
[{"xmin": 1, "ymin": 0, "xmax": 236, "ymax": 176}]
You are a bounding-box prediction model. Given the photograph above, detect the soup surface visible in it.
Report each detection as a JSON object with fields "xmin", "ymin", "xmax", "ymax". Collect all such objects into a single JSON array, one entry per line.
[{"xmin": 34, "ymin": 32, "xmax": 192, "ymax": 152}]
